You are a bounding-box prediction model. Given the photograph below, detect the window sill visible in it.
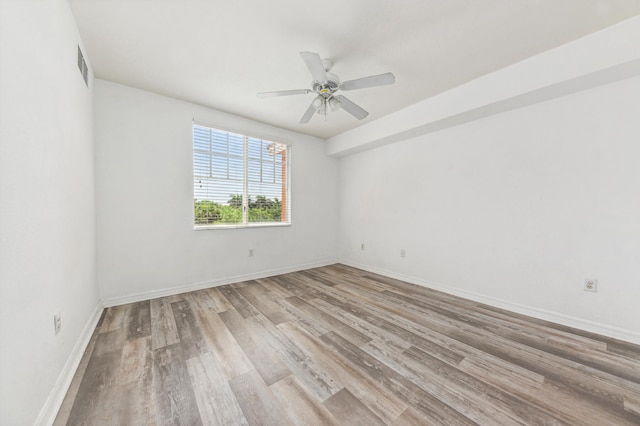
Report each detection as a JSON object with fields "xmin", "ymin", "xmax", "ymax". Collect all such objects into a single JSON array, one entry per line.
[{"xmin": 194, "ymin": 222, "xmax": 291, "ymax": 231}]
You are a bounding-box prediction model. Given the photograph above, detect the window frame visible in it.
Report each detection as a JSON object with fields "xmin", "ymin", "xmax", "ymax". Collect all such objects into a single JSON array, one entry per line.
[{"xmin": 192, "ymin": 121, "xmax": 291, "ymax": 230}]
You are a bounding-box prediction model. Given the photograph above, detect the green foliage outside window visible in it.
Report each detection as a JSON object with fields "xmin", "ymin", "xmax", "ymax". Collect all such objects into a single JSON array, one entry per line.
[{"xmin": 195, "ymin": 195, "xmax": 282, "ymax": 225}]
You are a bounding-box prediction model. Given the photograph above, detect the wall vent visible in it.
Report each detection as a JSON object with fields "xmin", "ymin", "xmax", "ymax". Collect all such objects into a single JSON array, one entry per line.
[{"xmin": 77, "ymin": 45, "xmax": 88, "ymax": 87}]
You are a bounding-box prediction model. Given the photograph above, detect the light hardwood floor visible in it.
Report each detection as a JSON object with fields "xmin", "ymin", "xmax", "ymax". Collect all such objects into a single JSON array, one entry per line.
[{"xmin": 55, "ymin": 264, "xmax": 640, "ymax": 425}]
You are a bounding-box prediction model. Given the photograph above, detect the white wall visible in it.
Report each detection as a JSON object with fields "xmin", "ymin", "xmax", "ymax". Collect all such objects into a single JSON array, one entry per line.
[
  {"xmin": 338, "ymin": 75, "xmax": 640, "ymax": 343},
  {"xmin": 0, "ymin": 0, "xmax": 100, "ymax": 424},
  {"xmin": 95, "ymin": 80, "xmax": 339, "ymax": 305}
]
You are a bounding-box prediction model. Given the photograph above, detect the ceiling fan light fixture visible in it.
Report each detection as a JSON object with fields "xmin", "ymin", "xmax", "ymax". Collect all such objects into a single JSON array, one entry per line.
[
  {"xmin": 328, "ymin": 96, "xmax": 341, "ymax": 112},
  {"xmin": 312, "ymin": 95, "xmax": 324, "ymax": 110},
  {"xmin": 312, "ymin": 95, "xmax": 327, "ymax": 115}
]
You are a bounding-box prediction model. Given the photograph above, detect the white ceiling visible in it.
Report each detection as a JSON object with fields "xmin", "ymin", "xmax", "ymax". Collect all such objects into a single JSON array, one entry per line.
[{"xmin": 68, "ymin": 0, "xmax": 640, "ymax": 139}]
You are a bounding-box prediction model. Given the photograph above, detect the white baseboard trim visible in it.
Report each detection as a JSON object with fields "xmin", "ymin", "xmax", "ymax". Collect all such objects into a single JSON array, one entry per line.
[
  {"xmin": 340, "ymin": 260, "xmax": 640, "ymax": 346},
  {"xmin": 35, "ymin": 302, "xmax": 104, "ymax": 426},
  {"xmin": 101, "ymin": 258, "xmax": 339, "ymax": 307}
]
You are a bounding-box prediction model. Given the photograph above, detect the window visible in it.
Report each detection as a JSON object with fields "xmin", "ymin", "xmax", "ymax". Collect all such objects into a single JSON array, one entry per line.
[{"xmin": 193, "ymin": 123, "xmax": 290, "ymax": 229}]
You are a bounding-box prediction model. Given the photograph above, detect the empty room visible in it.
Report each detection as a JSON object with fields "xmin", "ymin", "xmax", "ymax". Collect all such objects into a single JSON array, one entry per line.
[{"xmin": 2, "ymin": 0, "xmax": 640, "ymax": 424}]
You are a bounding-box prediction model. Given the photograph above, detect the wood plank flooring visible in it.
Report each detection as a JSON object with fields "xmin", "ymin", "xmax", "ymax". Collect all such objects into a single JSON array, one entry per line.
[{"xmin": 54, "ymin": 264, "xmax": 640, "ymax": 425}]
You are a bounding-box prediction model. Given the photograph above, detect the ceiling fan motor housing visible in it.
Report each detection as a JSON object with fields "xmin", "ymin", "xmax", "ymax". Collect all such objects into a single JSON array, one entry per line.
[{"xmin": 313, "ymin": 71, "xmax": 340, "ymax": 97}]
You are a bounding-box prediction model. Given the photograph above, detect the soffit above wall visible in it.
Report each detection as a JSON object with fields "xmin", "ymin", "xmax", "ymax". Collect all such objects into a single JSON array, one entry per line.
[{"xmin": 327, "ymin": 16, "xmax": 640, "ymax": 156}]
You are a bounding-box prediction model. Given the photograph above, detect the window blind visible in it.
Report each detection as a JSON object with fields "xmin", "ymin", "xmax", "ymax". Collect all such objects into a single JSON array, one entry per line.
[{"xmin": 193, "ymin": 124, "xmax": 290, "ymax": 228}]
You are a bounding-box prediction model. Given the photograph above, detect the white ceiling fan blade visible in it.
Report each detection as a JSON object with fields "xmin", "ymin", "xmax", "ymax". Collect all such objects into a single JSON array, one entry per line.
[
  {"xmin": 300, "ymin": 51, "xmax": 328, "ymax": 82},
  {"xmin": 340, "ymin": 72, "xmax": 395, "ymax": 91},
  {"xmin": 299, "ymin": 102, "xmax": 316, "ymax": 124},
  {"xmin": 334, "ymin": 95, "xmax": 369, "ymax": 120},
  {"xmin": 257, "ymin": 89, "xmax": 310, "ymax": 98}
]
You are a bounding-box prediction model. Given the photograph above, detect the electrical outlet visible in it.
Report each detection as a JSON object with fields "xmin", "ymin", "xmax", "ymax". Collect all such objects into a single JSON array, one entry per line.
[
  {"xmin": 54, "ymin": 313, "xmax": 61, "ymax": 335},
  {"xmin": 400, "ymin": 249, "xmax": 406, "ymax": 258},
  {"xmin": 360, "ymin": 243, "xmax": 365, "ymax": 251},
  {"xmin": 249, "ymin": 249, "xmax": 254, "ymax": 257},
  {"xmin": 584, "ymin": 278, "xmax": 597, "ymax": 292}
]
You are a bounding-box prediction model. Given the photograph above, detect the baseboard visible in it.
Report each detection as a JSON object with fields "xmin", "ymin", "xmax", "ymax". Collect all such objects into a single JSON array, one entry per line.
[
  {"xmin": 340, "ymin": 260, "xmax": 640, "ymax": 346},
  {"xmin": 35, "ymin": 302, "xmax": 104, "ymax": 426},
  {"xmin": 101, "ymin": 258, "xmax": 339, "ymax": 307}
]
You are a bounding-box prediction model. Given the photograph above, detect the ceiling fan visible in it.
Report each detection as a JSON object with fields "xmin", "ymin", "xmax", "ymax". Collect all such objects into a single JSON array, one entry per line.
[{"xmin": 257, "ymin": 51, "xmax": 395, "ymax": 124}]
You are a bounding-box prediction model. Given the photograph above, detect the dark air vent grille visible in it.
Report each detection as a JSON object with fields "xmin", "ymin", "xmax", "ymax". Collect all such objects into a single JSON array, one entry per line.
[{"xmin": 77, "ymin": 45, "xmax": 88, "ymax": 87}]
